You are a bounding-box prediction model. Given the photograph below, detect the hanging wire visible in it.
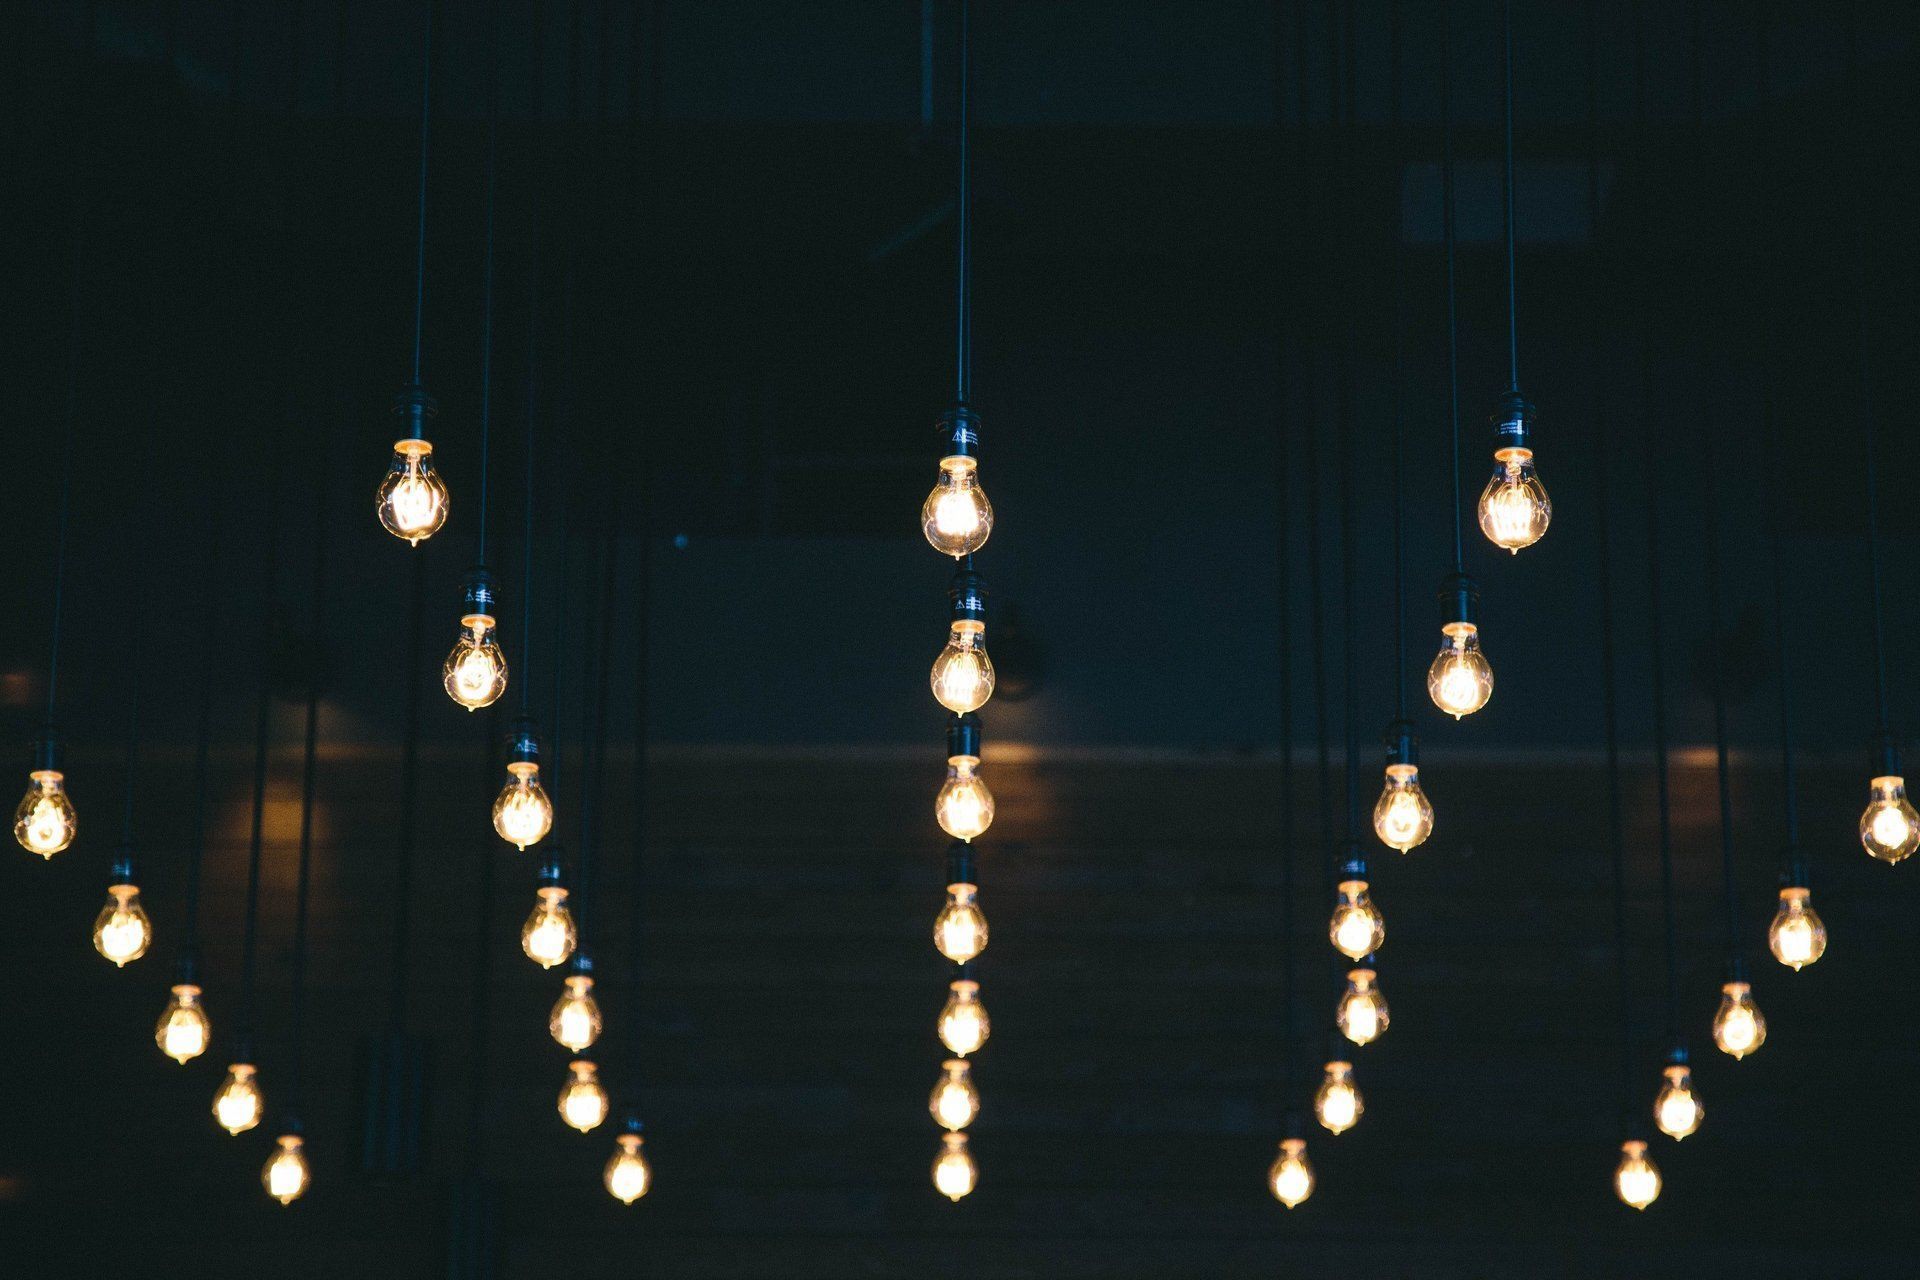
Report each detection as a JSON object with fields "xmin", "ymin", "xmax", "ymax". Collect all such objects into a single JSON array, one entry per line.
[
  {"xmin": 286, "ymin": 473, "xmax": 331, "ymax": 1124},
  {"xmin": 1440, "ymin": 0, "xmax": 1465, "ymax": 575},
  {"xmin": 1500, "ymin": 0, "xmax": 1521, "ymax": 394},
  {"xmin": 518, "ymin": 22, "xmax": 545, "ymax": 715},
  {"xmin": 407, "ymin": 0, "xmax": 435, "ymax": 385},
  {"xmin": 475, "ymin": 0, "xmax": 500, "ymax": 566},
  {"xmin": 1388, "ymin": 0, "xmax": 1408, "ymax": 723},
  {"xmin": 1335, "ymin": 0, "xmax": 1361, "ymax": 852},
  {"xmin": 954, "ymin": 0, "xmax": 972, "ymax": 406}
]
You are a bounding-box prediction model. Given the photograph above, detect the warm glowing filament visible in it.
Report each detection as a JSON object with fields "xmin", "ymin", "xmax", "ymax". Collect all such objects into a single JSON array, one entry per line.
[
  {"xmin": 1767, "ymin": 887, "xmax": 1826, "ymax": 971},
  {"xmin": 213, "ymin": 1063, "xmax": 264, "ymax": 1135},
  {"xmin": 15, "ymin": 770, "xmax": 76, "ymax": 856},
  {"xmin": 377, "ymin": 440, "xmax": 449, "ymax": 545},
  {"xmin": 936, "ymin": 757, "xmax": 994, "ymax": 842},
  {"xmin": 1372, "ymin": 763, "xmax": 1433, "ymax": 852},
  {"xmin": 262, "ymin": 1134, "xmax": 311, "ymax": 1204},
  {"xmin": 604, "ymin": 1133, "xmax": 651, "ymax": 1203},
  {"xmin": 444, "ymin": 615, "xmax": 508, "ymax": 710},
  {"xmin": 522, "ymin": 888, "xmax": 577, "ymax": 969},
  {"xmin": 934, "ymin": 883, "xmax": 989, "ymax": 963},
  {"xmin": 1268, "ymin": 1138, "xmax": 1314, "ymax": 1208},
  {"xmin": 923, "ymin": 458, "xmax": 993, "ymax": 558},
  {"xmin": 550, "ymin": 976, "xmax": 603, "ymax": 1052},
  {"xmin": 1329, "ymin": 880, "xmax": 1384, "ymax": 961},
  {"xmin": 1478, "ymin": 449, "xmax": 1551, "ymax": 553},
  {"xmin": 93, "ymin": 885, "xmax": 152, "ymax": 966},
  {"xmin": 1336, "ymin": 968, "xmax": 1388, "ymax": 1047},
  {"xmin": 932, "ymin": 1132, "xmax": 977, "ymax": 1201},
  {"xmin": 1711, "ymin": 981, "xmax": 1766, "ymax": 1060},
  {"xmin": 1860, "ymin": 776, "xmax": 1919, "ymax": 863},
  {"xmin": 156, "ymin": 984, "xmax": 211, "ymax": 1064},
  {"xmin": 559, "ymin": 1061, "xmax": 610, "ymax": 1132},
  {"xmin": 1314, "ymin": 1062, "xmax": 1362, "ymax": 1135},
  {"xmin": 1428, "ymin": 623, "xmax": 1493, "ymax": 719},
  {"xmin": 929, "ymin": 1060, "xmax": 980, "ymax": 1131},
  {"xmin": 938, "ymin": 980, "xmax": 990, "ymax": 1057},
  {"xmin": 931, "ymin": 624, "xmax": 995, "ymax": 713},
  {"xmin": 493, "ymin": 763, "xmax": 554, "ymax": 849},
  {"xmin": 1615, "ymin": 1140, "xmax": 1661, "ymax": 1210},
  {"xmin": 1653, "ymin": 1066, "xmax": 1702, "ymax": 1140}
]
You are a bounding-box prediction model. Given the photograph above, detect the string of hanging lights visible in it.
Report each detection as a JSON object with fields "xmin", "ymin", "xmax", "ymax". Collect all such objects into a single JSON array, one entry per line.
[{"xmin": 94, "ymin": 465, "xmax": 157, "ymax": 966}]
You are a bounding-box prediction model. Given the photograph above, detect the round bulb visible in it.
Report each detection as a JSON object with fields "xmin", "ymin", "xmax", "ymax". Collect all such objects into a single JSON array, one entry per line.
[
  {"xmin": 932, "ymin": 1132, "xmax": 977, "ymax": 1202},
  {"xmin": 1372, "ymin": 763, "xmax": 1434, "ymax": 852},
  {"xmin": 1328, "ymin": 879, "xmax": 1385, "ymax": 961},
  {"xmin": 443, "ymin": 614, "xmax": 508, "ymax": 710},
  {"xmin": 262, "ymin": 1133, "xmax": 311, "ymax": 1205},
  {"xmin": 550, "ymin": 975, "xmax": 604, "ymax": 1052},
  {"xmin": 1314, "ymin": 1061, "xmax": 1363, "ymax": 1135},
  {"xmin": 1477, "ymin": 447, "xmax": 1551, "ymax": 553},
  {"xmin": 929, "ymin": 1059, "xmax": 981, "ymax": 1132},
  {"xmin": 558, "ymin": 1060, "xmax": 610, "ymax": 1133},
  {"xmin": 155, "ymin": 983, "xmax": 211, "ymax": 1064},
  {"xmin": 1859, "ymin": 775, "xmax": 1919, "ymax": 863},
  {"xmin": 1614, "ymin": 1140, "xmax": 1661, "ymax": 1210},
  {"xmin": 1268, "ymin": 1138, "xmax": 1314, "ymax": 1208},
  {"xmin": 1653, "ymin": 1064, "xmax": 1703, "ymax": 1140},
  {"xmin": 213, "ymin": 1063, "xmax": 264, "ymax": 1136},
  {"xmin": 522, "ymin": 887, "xmax": 578, "ymax": 969},
  {"xmin": 1336, "ymin": 967, "xmax": 1389, "ymax": 1047},
  {"xmin": 14, "ymin": 769, "xmax": 77, "ymax": 857},
  {"xmin": 92, "ymin": 884, "xmax": 152, "ymax": 966},
  {"xmin": 938, "ymin": 979, "xmax": 991, "ymax": 1057},
  {"xmin": 1710, "ymin": 980, "xmax": 1766, "ymax": 1060},
  {"xmin": 376, "ymin": 439, "xmax": 449, "ymax": 545},
  {"xmin": 1427, "ymin": 623, "xmax": 1493, "ymax": 719},
  {"xmin": 922, "ymin": 458, "xmax": 993, "ymax": 558},
  {"xmin": 931, "ymin": 622, "xmax": 995, "ymax": 713},
  {"xmin": 933, "ymin": 883, "xmax": 989, "ymax": 963},
  {"xmin": 492, "ymin": 762, "xmax": 554, "ymax": 850},
  {"xmin": 1767, "ymin": 886, "xmax": 1826, "ymax": 971},
  {"xmin": 936, "ymin": 756, "xmax": 994, "ymax": 842},
  {"xmin": 604, "ymin": 1133, "xmax": 652, "ymax": 1204}
]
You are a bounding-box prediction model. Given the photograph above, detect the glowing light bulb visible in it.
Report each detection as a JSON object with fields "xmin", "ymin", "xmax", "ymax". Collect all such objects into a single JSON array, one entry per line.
[
  {"xmin": 1711, "ymin": 980, "xmax": 1766, "ymax": 1060},
  {"xmin": 1328, "ymin": 879, "xmax": 1384, "ymax": 961},
  {"xmin": 932, "ymin": 1132, "xmax": 977, "ymax": 1202},
  {"xmin": 493, "ymin": 762, "xmax": 554, "ymax": 849},
  {"xmin": 922, "ymin": 457, "xmax": 992, "ymax": 558},
  {"xmin": 931, "ymin": 622, "xmax": 996, "ymax": 714},
  {"xmin": 155, "ymin": 983, "xmax": 211, "ymax": 1064},
  {"xmin": 1427, "ymin": 622, "xmax": 1493, "ymax": 719},
  {"xmin": 375, "ymin": 438, "xmax": 449, "ymax": 545},
  {"xmin": 604, "ymin": 1131, "xmax": 652, "ymax": 1204},
  {"xmin": 1314, "ymin": 1061, "xmax": 1362, "ymax": 1135},
  {"xmin": 262, "ymin": 1133, "xmax": 311, "ymax": 1204},
  {"xmin": 443, "ymin": 615, "xmax": 508, "ymax": 711},
  {"xmin": 934, "ymin": 883, "xmax": 989, "ymax": 963},
  {"xmin": 1859, "ymin": 775, "xmax": 1918, "ymax": 863},
  {"xmin": 938, "ymin": 979, "xmax": 990, "ymax": 1057},
  {"xmin": 558, "ymin": 1059, "xmax": 610, "ymax": 1132},
  {"xmin": 1653, "ymin": 1063, "xmax": 1702, "ymax": 1140},
  {"xmin": 1372, "ymin": 763, "xmax": 1434, "ymax": 852},
  {"xmin": 92, "ymin": 883, "xmax": 152, "ymax": 966},
  {"xmin": 936, "ymin": 756, "xmax": 994, "ymax": 842},
  {"xmin": 14, "ymin": 769, "xmax": 77, "ymax": 857},
  {"xmin": 1478, "ymin": 448, "xmax": 1551, "ymax": 553},
  {"xmin": 1268, "ymin": 1138, "xmax": 1314, "ymax": 1208},
  {"xmin": 522, "ymin": 886, "xmax": 577, "ymax": 969},
  {"xmin": 929, "ymin": 1059, "xmax": 981, "ymax": 1131},
  {"xmin": 1614, "ymin": 1140, "xmax": 1661, "ymax": 1210},
  {"xmin": 213, "ymin": 1063, "xmax": 264, "ymax": 1135},
  {"xmin": 1336, "ymin": 967, "xmax": 1390, "ymax": 1047},
  {"xmin": 550, "ymin": 974, "xmax": 603, "ymax": 1052},
  {"xmin": 1767, "ymin": 886, "xmax": 1826, "ymax": 971}
]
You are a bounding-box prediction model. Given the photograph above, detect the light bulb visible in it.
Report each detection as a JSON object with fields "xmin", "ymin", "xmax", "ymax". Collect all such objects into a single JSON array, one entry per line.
[
  {"xmin": 1859, "ymin": 775, "xmax": 1918, "ymax": 863},
  {"xmin": 375, "ymin": 438, "xmax": 449, "ymax": 545},
  {"xmin": 1268, "ymin": 1138, "xmax": 1314, "ymax": 1208},
  {"xmin": 522, "ymin": 887, "xmax": 577, "ymax": 969},
  {"xmin": 1767, "ymin": 886, "xmax": 1826, "ymax": 971},
  {"xmin": 443, "ymin": 614, "xmax": 508, "ymax": 711},
  {"xmin": 938, "ymin": 979, "xmax": 990, "ymax": 1057},
  {"xmin": 936, "ymin": 756, "xmax": 994, "ymax": 842},
  {"xmin": 1314, "ymin": 1061, "xmax": 1362, "ymax": 1135},
  {"xmin": 934, "ymin": 883, "xmax": 989, "ymax": 963},
  {"xmin": 1711, "ymin": 980, "xmax": 1766, "ymax": 1060},
  {"xmin": 1328, "ymin": 879, "xmax": 1385, "ymax": 961},
  {"xmin": 922, "ymin": 457, "xmax": 992, "ymax": 558},
  {"xmin": 929, "ymin": 1058, "xmax": 981, "ymax": 1131},
  {"xmin": 492, "ymin": 762, "xmax": 554, "ymax": 850},
  {"xmin": 604, "ymin": 1132, "xmax": 652, "ymax": 1204},
  {"xmin": 931, "ymin": 622, "xmax": 996, "ymax": 714},
  {"xmin": 1653, "ymin": 1063, "xmax": 1702, "ymax": 1140},
  {"xmin": 1427, "ymin": 622, "xmax": 1493, "ymax": 719},
  {"xmin": 558, "ymin": 1059, "xmax": 610, "ymax": 1133},
  {"xmin": 1372, "ymin": 763, "xmax": 1433, "ymax": 852},
  {"xmin": 550, "ymin": 974, "xmax": 603, "ymax": 1052},
  {"xmin": 213, "ymin": 1063, "xmax": 264, "ymax": 1135},
  {"xmin": 92, "ymin": 883, "xmax": 152, "ymax": 966},
  {"xmin": 932, "ymin": 1132, "xmax": 977, "ymax": 1202},
  {"xmin": 1614, "ymin": 1140, "xmax": 1661, "ymax": 1210},
  {"xmin": 1336, "ymin": 967, "xmax": 1390, "ymax": 1047},
  {"xmin": 262, "ymin": 1133, "xmax": 311, "ymax": 1204},
  {"xmin": 1477, "ymin": 447, "xmax": 1551, "ymax": 553},
  {"xmin": 155, "ymin": 983, "xmax": 211, "ymax": 1064},
  {"xmin": 14, "ymin": 769, "xmax": 77, "ymax": 857}
]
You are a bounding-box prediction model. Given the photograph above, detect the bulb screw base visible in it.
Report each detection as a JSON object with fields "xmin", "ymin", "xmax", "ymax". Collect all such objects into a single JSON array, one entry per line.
[
  {"xmin": 946, "ymin": 840, "xmax": 977, "ymax": 886},
  {"xmin": 1384, "ymin": 719, "xmax": 1419, "ymax": 769},
  {"xmin": 29, "ymin": 729, "xmax": 64, "ymax": 774},
  {"xmin": 949, "ymin": 570, "xmax": 988, "ymax": 625},
  {"xmin": 1437, "ymin": 572, "xmax": 1478, "ymax": 628},
  {"xmin": 1338, "ymin": 842, "xmax": 1368, "ymax": 882},
  {"xmin": 621, "ymin": 1113, "xmax": 645, "ymax": 1137},
  {"xmin": 947, "ymin": 712, "xmax": 982, "ymax": 760},
  {"xmin": 109, "ymin": 843, "xmax": 136, "ymax": 884},
  {"xmin": 536, "ymin": 851, "xmax": 566, "ymax": 890},
  {"xmin": 172, "ymin": 949, "xmax": 202, "ymax": 987},
  {"xmin": 392, "ymin": 383, "xmax": 438, "ymax": 441},
  {"xmin": 1490, "ymin": 390, "xmax": 1535, "ymax": 451},
  {"xmin": 568, "ymin": 950, "xmax": 595, "ymax": 978},
  {"xmin": 506, "ymin": 716, "xmax": 541, "ymax": 767},
  {"xmin": 461, "ymin": 567, "xmax": 497, "ymax": 616},
  {"xmin": 937, "ymin": 406, "xmax": 981, "ymax": 461},
  {"xmin": 1779, "ymin": 849, "xmax": 1809, "ymax": 889},
  {"xmin": 1723, "ymin": 955, "xmax": 1750, "ymax": 984},
  {"xmin": 1664, "ymin": 1043, "xmax": 1690, "ymax": 1068}
]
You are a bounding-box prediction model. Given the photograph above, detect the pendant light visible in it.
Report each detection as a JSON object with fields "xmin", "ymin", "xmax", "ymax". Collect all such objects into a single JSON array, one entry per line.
[
  {"xmin": 94, "ymin": 680, "xmax": 152, "ymax": 968},
  {"xmin": 376, "ymin": 1, "xmax": 450, "ymax": 545}
]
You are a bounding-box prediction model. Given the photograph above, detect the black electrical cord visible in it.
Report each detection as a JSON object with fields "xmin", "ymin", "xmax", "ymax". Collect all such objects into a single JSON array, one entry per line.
[
  {"xmin": 475, "ymin": 0, "xmax": 499, "ymax": 568},
  {"xmin": 1335, "ymin": 0, "xmax": 1361, "ymax": 854},
  {"xmin": 1500, "ymin": 0, "xmax": 1521, "ymax": 395},
  {"xmin": 406, "ymin": 0, "xmax": 434, "ymax": 387},
  {"xmin": 1440, "ymin": 0, "xmax": 1464, "ymax": 577},
  {"xmin": 1388, "ymin": 0, "xmax": 1407, "ymax": 726},
  {"xmin": 517, "ymin": 0, "xmax": 545, "ymax": 717},
  {"xmin": 954, "ymin": 0, "xmax": 971, "ymax": 407},
  {"xmin": 1268, "ymin": 0, "xmax": 1298, "ymax": 1127}
]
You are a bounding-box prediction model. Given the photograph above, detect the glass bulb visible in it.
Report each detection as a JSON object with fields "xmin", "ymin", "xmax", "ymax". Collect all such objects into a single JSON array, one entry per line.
[
  {"xmin": 155, "ymin": 983, "xmax": 211, "ymax": 1064},
  {"xmin": 492, "ymin": 762, "xmax": 554, "ymax": 850},
  {"xmin": 933, "ymin": 883, "xmax": 989, "ymax": 963},
  {"xmin": 14, "ymin": 769, "xmax": 77, "ymax": 857},
  {"xmin": 604, "ymin": 1133, "xmax": 652, "ymax": 1204},
  {"xmin": 1767, "ymin": 886, "xmax": 1826, "ymax": 971},
  {"xmin": 442, "ymin": 613, "xmax": 508, "ymax": 710},
  {"xmin": 931, "ymin": 621, "xmax": 996, "ymax": 713},
  {"xmin": 1328, "ymin": 879, "xmax": 1385, "ymax": 961},
  {"xmin": 936, "ymin": 755, "xmax": 994, "ymax": 842},
  {"xmin": 262, "ymin": 1133, "xmax": 311, "ymax": 1205},
  {"xmin": 1614, "ymin": 1140, "xmax": 1661, "ymax": 1210},
  {"xmin": 1314, "ymin": 1061, "xmax": 1363, "ymax": 1135},
  {"xmin": 1711, "ymin": 980, "xmax": 1766, "ymax": 1060},
  {"xmin": 932, "ymin": 1132, "xmax": 977, "ymax": 1202},
  {"xmin": 1372, "ymin": 763, "xmax": 1434, "ymax": 852},
  {"xmin": 1268, "ymin": 1138, "xmax": 1314, "ymax": 1208},
  {"xmin": 522, "ymin": 887, "xmax": 577, "ymax": 969},
  {"xmin": 1335, "ymin": 967, "xmax": 1390, "ymax": 1047},
  {"xmin": 92, "ymin": 883, "xmax": 152, "ymax": 966},
  {"xmin": 213, "ymin": 1062, "xmax": 264, "ymax": 1135},
  {"xmin": 1427, "ymin": 622, "xmax": 1493, "ymax": 719},
  {"xmin": 921, "ymin": 457, "xmax": 993, "ymax": 558},
  {"xmin": 1477, "ymin": 447, "xmax": 1551, "ymax": 553},
  {"xmin": 550, "ymin": 974, "xmax": 604, "ymax": 1052},
  {"xmin": 1859, "ymin": 775, "xmax": 1919, "ymax": 863},
  {"xmin": 938, "ymin": 979, "xmax": 991, "ymax": 1057},
  {"xmin": 375, "ymin": 439, "xmax": 449, "ymax": 545},
  {"xmin": 1653, "ymin": 1064, "xmax": 1702, "ymax": 1140},
  {"xmin": 558, "ymin": 1059, "xmax": 610, "ymax": 1133},
  {"xmin": 929, "ymin": 1059, "xmax": 981, "ymax": 1131}
]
